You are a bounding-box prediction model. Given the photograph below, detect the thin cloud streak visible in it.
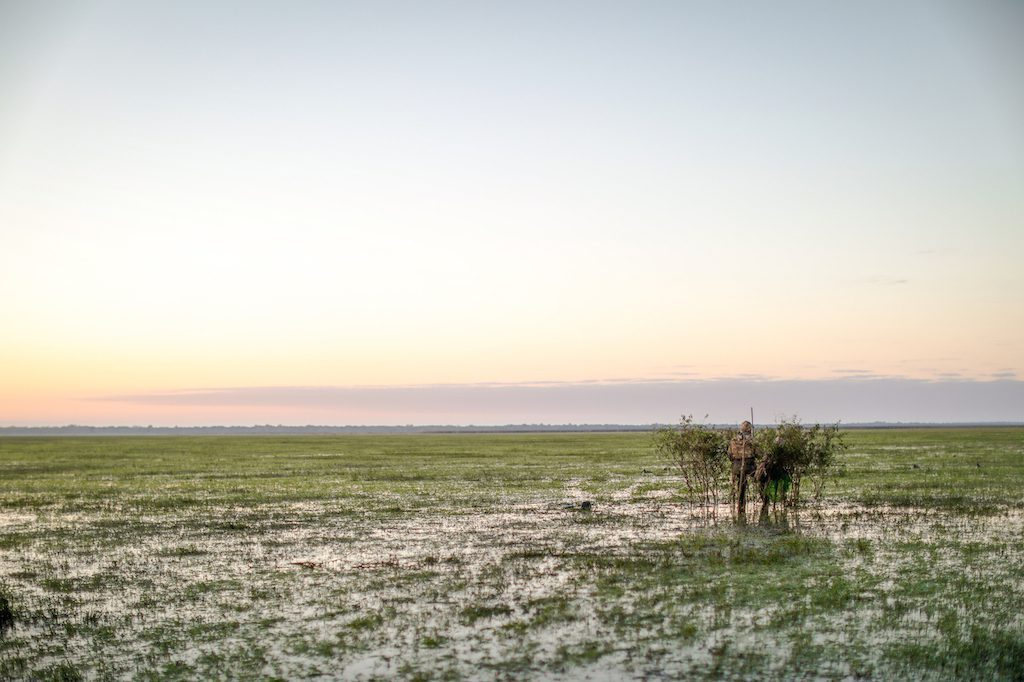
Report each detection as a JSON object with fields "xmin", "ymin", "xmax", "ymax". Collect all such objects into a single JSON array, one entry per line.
[{"xmin": 91, "ymin": 379, "xmax": 1024, "ymax": 425}]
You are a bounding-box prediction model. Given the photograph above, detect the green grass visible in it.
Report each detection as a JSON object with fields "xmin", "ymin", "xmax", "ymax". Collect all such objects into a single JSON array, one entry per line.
[{"xmin": 0, "ymin": 429, "xmax": 1022, "ymax": 679}]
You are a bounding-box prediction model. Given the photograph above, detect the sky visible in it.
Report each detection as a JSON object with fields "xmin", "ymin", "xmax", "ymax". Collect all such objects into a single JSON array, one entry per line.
[{"xmin": 1, "ymin": 1, "xmax": 1022, "ymax": 425}]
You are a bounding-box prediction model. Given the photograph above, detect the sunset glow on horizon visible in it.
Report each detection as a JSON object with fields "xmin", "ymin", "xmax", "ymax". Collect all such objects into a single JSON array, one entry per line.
[{"xmin": 2, "ymin": 1, "xmax": 1022, "ymax": 425}]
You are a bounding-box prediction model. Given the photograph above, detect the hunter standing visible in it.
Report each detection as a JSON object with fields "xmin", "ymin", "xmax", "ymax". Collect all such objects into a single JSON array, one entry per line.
[{"xmin": 729, "ymin": 420, "xmax": 757, "ymax": 513}]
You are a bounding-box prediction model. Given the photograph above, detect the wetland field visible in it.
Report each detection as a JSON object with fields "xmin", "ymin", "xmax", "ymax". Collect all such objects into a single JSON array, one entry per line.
[{"xmin": 1, "ymin": 428, "xmax": 1022, "ymax": 680}]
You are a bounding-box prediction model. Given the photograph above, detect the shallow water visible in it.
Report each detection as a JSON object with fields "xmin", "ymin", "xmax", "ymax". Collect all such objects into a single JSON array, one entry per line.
[
  {"xmin": 4, "ymin": 493, "xmax": 1022, "ymax": 679},
  {"xmin": 2, "ymin": 430, "xmax": 1023, "ymax": 679}
]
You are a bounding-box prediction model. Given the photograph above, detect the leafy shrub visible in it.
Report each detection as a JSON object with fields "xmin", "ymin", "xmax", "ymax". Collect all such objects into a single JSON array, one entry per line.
[
  {"xmin": 755, "ymin": 418, "xmax": 847, "ymax": 506},
  {"xmin": 653, "ymin": 416, "xmax": 729, "ymax": 510}
]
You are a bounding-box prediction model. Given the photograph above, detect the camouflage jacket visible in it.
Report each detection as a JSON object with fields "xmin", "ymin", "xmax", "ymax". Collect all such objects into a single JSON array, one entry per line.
[{"xmin": 728, "ymin": 434, "xmax": 756, "ymax": 462}]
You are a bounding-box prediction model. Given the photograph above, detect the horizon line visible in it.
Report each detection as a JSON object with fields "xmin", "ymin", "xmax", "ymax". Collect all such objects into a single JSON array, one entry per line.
[{"xmin": 4, "ymin": 421, "xmax": 1024, "ymax": 432}]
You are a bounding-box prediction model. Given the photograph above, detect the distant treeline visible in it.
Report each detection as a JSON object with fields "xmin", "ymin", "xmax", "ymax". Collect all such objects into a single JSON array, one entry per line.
[
  {"xmin": 0, "ymin": 424, "xmax": 660, "ymax": 437},
  {"xmin": 1, "ymin": 422, "xmax": 1022, "ymax": 436}
]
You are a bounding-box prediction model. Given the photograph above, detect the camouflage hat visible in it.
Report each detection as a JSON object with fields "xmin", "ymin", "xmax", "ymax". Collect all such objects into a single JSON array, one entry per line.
[{"xmin": 739, "ymin": 420, "xmax": 752, "ymax": 434}]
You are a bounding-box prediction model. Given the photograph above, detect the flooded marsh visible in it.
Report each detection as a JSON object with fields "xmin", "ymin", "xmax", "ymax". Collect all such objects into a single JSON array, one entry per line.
[{"xmin": 1, "ymin": 429, "xmax": 1022, "ymax": 679}]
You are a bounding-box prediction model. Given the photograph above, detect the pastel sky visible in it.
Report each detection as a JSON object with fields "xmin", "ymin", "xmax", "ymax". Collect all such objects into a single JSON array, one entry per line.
[{"xmin": 1, "ymin": 1, "xmax": 1022, "ymax": 425}]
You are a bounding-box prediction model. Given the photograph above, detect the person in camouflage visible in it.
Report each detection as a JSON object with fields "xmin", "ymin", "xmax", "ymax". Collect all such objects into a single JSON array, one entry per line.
[{"xmin": 728, "ymin": 420, "xmax": 757, "ymax": 514}]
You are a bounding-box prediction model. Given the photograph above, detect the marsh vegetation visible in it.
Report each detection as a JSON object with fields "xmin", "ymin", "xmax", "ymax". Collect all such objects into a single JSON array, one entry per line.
[{"xmin": 0, "ymin": 429, "xmax": 1022, "ymax": 679}]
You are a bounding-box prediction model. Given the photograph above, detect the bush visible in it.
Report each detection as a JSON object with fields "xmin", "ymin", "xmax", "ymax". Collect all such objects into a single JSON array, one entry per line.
[
  {"xmin": 755, "ymin": 418, "xmax": 847, "ymax": 506},
  {"xmin": 805, "ymin": 422, "xmax": 847, "ymax": 501},
  {"xmin": 653, "ymin": 416, "xmax": 729, "ymax": 511}
]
